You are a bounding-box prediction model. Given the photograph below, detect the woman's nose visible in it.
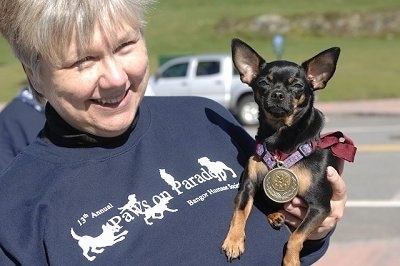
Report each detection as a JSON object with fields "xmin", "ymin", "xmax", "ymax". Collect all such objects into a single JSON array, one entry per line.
[{"xmin": 98, "ymin": 57, "xmax": 127, "ymax": 89}]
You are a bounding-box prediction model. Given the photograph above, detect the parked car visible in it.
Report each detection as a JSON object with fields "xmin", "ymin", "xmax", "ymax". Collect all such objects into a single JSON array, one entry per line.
[{"xmin": 148, "ymin": 54, "xmax": 258, "ymax": 126}]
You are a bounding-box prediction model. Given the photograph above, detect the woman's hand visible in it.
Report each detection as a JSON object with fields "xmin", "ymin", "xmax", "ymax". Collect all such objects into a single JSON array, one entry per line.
[{"xmin": 281, "ymin": 165, "xmax": 347, "ymax": 240}]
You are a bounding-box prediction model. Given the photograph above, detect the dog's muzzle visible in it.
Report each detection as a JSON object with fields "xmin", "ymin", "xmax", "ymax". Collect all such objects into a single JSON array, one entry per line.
[{"xmin": 264, "ymin": 94, "xmax": 293, "ymax": 117}]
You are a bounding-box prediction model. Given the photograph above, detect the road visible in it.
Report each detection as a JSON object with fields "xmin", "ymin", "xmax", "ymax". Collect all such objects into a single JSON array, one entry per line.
[{"xmin": 244, "ymin": 114, "xmax": 400, "ymax": 242}]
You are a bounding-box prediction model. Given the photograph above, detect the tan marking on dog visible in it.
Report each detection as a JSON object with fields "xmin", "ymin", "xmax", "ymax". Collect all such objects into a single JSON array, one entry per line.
[
  {"xmin": 273, "ymin": 94, "xmax": 306, "ymax": 128},
  {"xmin": 295, "ymin": 94, "xmax": 306, "ymax": 106},
  {"xmin": 222, "ymin": 155, "xmax": 268, "ymax": 260},
  {"xmin": 248, "ymin": 156, "xmax": 268, "ymax": 180},
  {"xmin": 291, "ymin": 164, "xmax": 312, "ymax": 197},
  {"xmin": 291, "ymin": 94, "xmax": 306, "ymax": 116},
  {"xmin": 284, "ymin": 212, "xmax": 327, "ymax": 266},
  {"xmin": 283, "ymin": 231, "xmax": 307, "ymax": 266},
  {"xmin": 222, "ymin": 187, "xmax": 255, "ymax": 259},
  {"xmin": 284, "ymin": 115, "xmax": 295, "ymax": 127},
  {"xmin": 263, "ymin": 110, "xmax": 293, "ymax": 129}
]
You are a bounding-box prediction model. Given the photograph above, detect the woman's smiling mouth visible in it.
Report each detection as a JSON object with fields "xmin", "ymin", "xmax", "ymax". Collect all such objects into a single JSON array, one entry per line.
[{"xmin": 91, "ymin": 90, "xmax": 129, "ymax": 106}]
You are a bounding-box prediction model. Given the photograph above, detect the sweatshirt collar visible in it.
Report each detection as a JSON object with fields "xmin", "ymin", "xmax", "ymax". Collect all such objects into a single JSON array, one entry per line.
[{"xmin": 43, "ymin": 103, "xmax": 138, "ymax": 148}]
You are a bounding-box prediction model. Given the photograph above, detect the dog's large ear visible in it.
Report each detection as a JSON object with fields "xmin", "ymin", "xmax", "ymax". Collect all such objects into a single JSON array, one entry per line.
[
  {"xmin": 302, "ymin": 47, "xmax": 340, "ymax": 90},
  {"xmin": 231, "ymin": 38, "xmax": 266, "ymax": 85}
]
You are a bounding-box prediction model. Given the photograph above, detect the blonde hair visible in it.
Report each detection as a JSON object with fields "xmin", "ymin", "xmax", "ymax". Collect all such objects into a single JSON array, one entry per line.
[{"xmin": 0, "ymin": 0, "xmax": 155, "ymax": 102}]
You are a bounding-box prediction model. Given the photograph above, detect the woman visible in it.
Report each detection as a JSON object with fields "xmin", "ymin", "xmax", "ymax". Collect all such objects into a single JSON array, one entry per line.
[{"xmin": 0, "ymin": 0, "xmax": 346, "ymax": 265}]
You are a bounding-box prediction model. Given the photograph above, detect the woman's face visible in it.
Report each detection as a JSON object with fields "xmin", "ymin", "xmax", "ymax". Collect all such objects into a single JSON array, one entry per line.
[{"xmin": 33, "ymin": 22, "xmax": 149, "ymax": 137}]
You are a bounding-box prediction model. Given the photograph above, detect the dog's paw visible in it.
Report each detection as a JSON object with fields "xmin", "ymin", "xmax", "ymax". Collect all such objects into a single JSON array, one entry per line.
[
  {"xmin": 267, "ymin": 212, "xmax": 285, "ymax": 228},
  {"xmin": 221, "ymin": 234, "xmax": 245, "ymax": 262}
]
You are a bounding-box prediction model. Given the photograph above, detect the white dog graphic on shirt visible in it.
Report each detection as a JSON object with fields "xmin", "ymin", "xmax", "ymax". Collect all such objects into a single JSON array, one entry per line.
[
  {"xmin": 143, "ymin": 196, "xmax": 178, "ymax": 225},
  {"xmin": 198, "ymin": 157, "xmax": 237, "ymax": 181},
  {"xmin": 71, "ymin": 223, "xmax": 128, "ymax": 261}
]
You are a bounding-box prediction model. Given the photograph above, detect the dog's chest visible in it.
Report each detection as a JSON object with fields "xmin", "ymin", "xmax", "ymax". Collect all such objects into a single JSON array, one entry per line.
[{"xmin": 290, "ymin": 163, "xmax": 313, "ymax": 196}]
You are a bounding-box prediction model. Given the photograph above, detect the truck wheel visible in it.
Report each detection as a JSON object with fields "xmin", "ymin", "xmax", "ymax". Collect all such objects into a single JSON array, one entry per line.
[{"xmin": 237, "ymin": 95, "xmax": 258, "ymax": 126}]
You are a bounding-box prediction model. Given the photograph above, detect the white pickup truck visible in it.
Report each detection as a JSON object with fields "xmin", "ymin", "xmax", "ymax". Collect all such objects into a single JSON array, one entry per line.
[{"xmin": 148, "ymin": 54, "xmax": 258, "ymax": 125}]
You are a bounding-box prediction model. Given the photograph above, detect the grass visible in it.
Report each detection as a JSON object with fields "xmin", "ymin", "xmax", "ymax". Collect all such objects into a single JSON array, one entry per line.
[
  {"xmin": 0, "ymin": 39, "xmax": 27, "ymax": 101},
  {"xmin": 1, "ymin": 0, "xmax": 400, "ymax": 102}
]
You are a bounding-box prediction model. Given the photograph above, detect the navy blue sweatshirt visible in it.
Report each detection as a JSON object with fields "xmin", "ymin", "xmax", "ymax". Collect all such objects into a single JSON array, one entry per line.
[{"xmin": 0, "ymin": 97, "xmax": 330, "ymax": 265}]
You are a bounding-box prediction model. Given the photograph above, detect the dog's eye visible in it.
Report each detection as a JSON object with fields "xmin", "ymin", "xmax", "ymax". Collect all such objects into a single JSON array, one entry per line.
[
  {"xmin": 291, "ymin": 83, "xmax": 305, "ymax": 97},
  {"xmin": 292, "ymin": 83, "xmax": 304, "ymax": 93},
  {"xmin": 292, "ymin": 83, "xmax": 303, "ymax": 89},
  {"xmin": 257, "ymin": 79, "xmax": 269, "ymax": 88}
]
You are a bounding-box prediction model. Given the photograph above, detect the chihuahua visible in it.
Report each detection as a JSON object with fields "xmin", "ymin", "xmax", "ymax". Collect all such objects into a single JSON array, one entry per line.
[{"xmin": 221, "ymin": 38, "xmax": 356, "ymax": 265}]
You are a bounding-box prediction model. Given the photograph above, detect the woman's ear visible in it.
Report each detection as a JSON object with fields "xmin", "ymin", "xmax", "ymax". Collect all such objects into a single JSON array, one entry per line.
[
  {"xmin": 21, "ymin": 63, "xmax": 47, "ymax": 104},
  {"xmin": 21, "ymin": 63, "xmax": 43, "ymax": 95}
]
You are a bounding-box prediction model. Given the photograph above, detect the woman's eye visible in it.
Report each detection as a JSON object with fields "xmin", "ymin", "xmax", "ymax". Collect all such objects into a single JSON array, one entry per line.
[
  {"xmin": 115, "ymin": 41, "xmax": 135, "ymax": 53},
  {"xmin": 70, "ymin": 56, "xmax": 93, "ymax": 68}
]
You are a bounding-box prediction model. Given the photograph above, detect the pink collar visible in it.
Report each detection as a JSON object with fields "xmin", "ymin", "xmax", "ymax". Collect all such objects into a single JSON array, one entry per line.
[{"xmin": 255, "ymin": 131, "xmax": 357, "ymax": 170}]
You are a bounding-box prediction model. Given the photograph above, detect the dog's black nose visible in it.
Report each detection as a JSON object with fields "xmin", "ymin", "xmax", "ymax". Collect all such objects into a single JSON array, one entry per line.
[{"xmin": 271, "ymin": 91, "xmax": 285, "ymax": 101}]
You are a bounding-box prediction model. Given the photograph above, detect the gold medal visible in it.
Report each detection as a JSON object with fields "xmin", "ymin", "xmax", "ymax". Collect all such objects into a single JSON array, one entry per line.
[{"xmin": 263, "ymin": 167, "xmax": 299, "ymax": 203}]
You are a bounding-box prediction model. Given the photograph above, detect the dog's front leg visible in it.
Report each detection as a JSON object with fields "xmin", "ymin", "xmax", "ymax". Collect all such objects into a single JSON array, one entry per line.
[
  {"xmin": 222, "ymin": 156, "xmax": 263, "ymax": 261},
  {"xmin": 283, "ymin": 205, "xmax": 330, "ymax": 266}
]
